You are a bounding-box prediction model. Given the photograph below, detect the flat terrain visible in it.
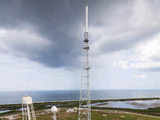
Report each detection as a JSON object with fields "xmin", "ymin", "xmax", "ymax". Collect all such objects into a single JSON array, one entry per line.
[
  {"xmin": 1, "ymin": 109, "xmax": 160, "ymax": 120},
  {"xmin": 1, "ymin": 98, "xmax": 160, "ymax": 120},
  {"xmin": 30, "ymin": 109, "xmax": 160, "ymax": 120}
]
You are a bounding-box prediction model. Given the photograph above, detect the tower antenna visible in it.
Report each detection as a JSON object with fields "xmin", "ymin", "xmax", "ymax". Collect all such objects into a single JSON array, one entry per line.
[{"xmin": 78, "ymin": 0, "xmax": 91, "ymax": 120}]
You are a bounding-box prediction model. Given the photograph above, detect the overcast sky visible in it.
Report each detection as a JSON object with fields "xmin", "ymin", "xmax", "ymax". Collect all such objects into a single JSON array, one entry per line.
[{"xmin": 0, "ymin": 0, "xmax": 160, "ymax": 91}]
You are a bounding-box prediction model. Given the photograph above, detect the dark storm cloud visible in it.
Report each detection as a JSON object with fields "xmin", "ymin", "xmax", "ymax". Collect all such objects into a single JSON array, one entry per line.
[
  {"xmin": 1, "ymin": 0, "xmax": 160, "ymax": 68},
  {"xmin": 0, "ymin": 0, "xmax": 84, "ymax": 67},
  {"xmin": 1, "ymin": 0, "xmax": 129, "ymax": 68},
  {"xmin": 0, "ymin": 0, "xmax": 120, "ymax": 68}
]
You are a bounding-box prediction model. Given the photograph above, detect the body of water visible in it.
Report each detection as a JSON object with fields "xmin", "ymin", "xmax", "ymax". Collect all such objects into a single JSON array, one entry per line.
[
  {"xmin": 93, "ymin": 100, "xmax": 160, "ymax": 109},
  {"xmin": 0, "ymin": 90, "xmax": 160, "ymax": 105}
]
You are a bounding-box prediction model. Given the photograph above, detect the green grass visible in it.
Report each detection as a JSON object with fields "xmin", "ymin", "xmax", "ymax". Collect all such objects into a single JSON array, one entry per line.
[
  {"xmin": 1, "ymin": 97, "xmax": 160, "ymax": 111},
  {"xmin": 15, "ymin": 110, "xmax": 160, "ymax": 120},
  {"xmin": 91, "ymin": 111, "xmax": 160, "ymax": 120},
  {"xmin": 1, "ymin": 98, "xmax": 160, "ymax": 119}
]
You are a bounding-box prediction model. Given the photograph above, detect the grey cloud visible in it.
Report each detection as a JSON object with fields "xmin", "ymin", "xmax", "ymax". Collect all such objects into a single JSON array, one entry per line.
[
  {"xmin": 1, "ymin": 0, "xmax": 160, "ymax": 68},
  {"xmin": 101, "ymin": 27, "xmax": 160, "ymax": 53},
  {"xmin": 0, "ymin": 0, "xmax": 115, "ymax": 68},
  {"xmin": 140, "ymin": 68, "xmax": 160, "ymax": 72},
  {"xmin": 91, "ymin": 0, "xmax": 160, "ymax": 54},
  {"xmin": 0, "ymin": 0, "xmax": 83, "ymax": 68}
]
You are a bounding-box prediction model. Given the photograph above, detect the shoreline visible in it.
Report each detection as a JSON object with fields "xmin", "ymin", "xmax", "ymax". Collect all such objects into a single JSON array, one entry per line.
[
  {"xmin": 0, "ymin": 97, "xmax": 160, "ymax": 112},
  {"xmin": 1, "ymin": 97, "xmax": 160, "ymax": 105},
  {"xmin": 1, "ymin": 97, "xmax": 160, "ymax": 119}
]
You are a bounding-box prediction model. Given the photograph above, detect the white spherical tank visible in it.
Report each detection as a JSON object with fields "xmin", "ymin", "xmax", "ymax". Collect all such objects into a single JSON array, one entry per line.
[{"xmin": 51, "ymin": 106, "xmax": 58, "ymax": 113}]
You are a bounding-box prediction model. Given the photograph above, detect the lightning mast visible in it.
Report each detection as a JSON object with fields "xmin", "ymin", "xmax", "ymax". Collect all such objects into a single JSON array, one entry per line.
[{"xmin": 79, "ymin": 0, "xmax": 91, "ymax": 120}]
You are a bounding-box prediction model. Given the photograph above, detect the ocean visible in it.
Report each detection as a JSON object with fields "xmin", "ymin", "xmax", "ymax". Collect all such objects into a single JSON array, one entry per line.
[{"xmin": 0, "ymin": 90, "xmax": 160, "ymax": 105}]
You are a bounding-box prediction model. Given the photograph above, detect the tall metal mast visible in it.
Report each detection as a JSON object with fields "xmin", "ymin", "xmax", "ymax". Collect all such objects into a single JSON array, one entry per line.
[{"xmin": 79, "ymin": 0, "xmax": 91, "ymax": 120}]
